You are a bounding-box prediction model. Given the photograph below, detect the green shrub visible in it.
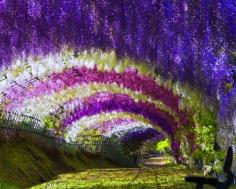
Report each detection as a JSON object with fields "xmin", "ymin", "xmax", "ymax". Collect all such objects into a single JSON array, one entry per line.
[
  {"xmin": 156, "ymin": 138, "xmax": 171, "ymax": 154},
  {"xmin": 0, "ymin": 182, "xmax": 19, "ymax": 189},
  {"xmin": 193, "ymin": 110, "xmax": 225, "ymax": 174}
]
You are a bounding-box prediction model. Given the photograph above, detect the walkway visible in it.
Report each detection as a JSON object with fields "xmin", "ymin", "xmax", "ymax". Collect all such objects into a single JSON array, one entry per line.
[
  {"xmin": 142, "ymin": 156, "xmax": 171, "ymax": 167},
  {"xmin": 31, "ymin": 156, "xmax": 204, "ymax": 189}
]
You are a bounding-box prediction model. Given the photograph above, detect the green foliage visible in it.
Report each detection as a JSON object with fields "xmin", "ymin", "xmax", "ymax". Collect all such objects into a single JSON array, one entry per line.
[
  {"xmin": 0, "ymin": 182, "xmax": 19, "ymax": 189},
  {"xmin": 156, "ymin": 138, "xmax": 171, "ymax": 154},
  {"xmin": 75, "ymin": 129, "xmax": 104, "ymax": 152},
  {"xmin": 173, "ymin": 82, "xmax": 224, "ymax": 174},
  {"xmin": 173, "ymin": 83, "xmax": 226, "ymax": 174},
  {"xmin": 31, "ymin": 164, "xmax": 206, "ymax": 189},
  {"xmin": 193, "ymin": 110, "xmax": 225, "ymax": 174},
  {"xmin": 77, "ymin": 128, "xmax": 100, "ymax": 136},
  {"xmin": 76, "ymin": 129, "xmax": 102, "ymax": 143},
  {"xmin": 224, "ymin": 82, "xmax": 233, "ymax": 92},
  {"xmin": 194, "ymin": 122, "xmax": 216, "ymax": 163},
  {"xmin": 43, "ymin": 116, "xmax": 57, "ymax": 129},
  {"xmin": 0, "ymin": 138, "xmax": 115, "ymax": 188}
]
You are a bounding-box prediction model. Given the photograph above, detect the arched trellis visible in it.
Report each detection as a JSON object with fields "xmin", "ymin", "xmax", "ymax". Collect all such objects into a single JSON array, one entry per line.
[
  {"xmin": 63, "ymin": 113, "xmax": 156, "ymax": 141},
  {"xmin": 0, "ymin": 49, "xmax": 193, "ymax": 160},
  {"xmin": 61, "ymin": 92, "xmax": 176, "ymax": 135},
  {"xmin": 0, "ymin": 0, "xmax": 234, "ymax": 167}
]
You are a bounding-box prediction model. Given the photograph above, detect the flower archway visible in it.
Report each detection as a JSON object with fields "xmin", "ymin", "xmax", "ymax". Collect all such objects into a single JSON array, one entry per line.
[
  {"xmin": 0, "ymin": 0, "xmax": 235, "ymax": 165},
  {"xmin": 0, "ymin": 49, "xmax": 192, "ymax": 160}
]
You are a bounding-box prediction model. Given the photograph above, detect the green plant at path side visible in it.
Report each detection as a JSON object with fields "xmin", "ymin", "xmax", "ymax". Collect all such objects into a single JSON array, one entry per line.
[
  {"xmin": 193, "ymin": 110, "xmax": 225, "ymax": 175},
  {"xmin": 156, "ymin": 138, "xmax": 171, "ymax": 154},
  {"xmin": 0, "ymin": 181, "xmax": 19, "ymax": 189}
]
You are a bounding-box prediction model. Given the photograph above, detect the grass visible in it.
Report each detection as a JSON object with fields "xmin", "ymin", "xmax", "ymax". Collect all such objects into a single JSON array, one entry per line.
[
  {"xmin": 1, "ymin": 135, "xmax": 236, "ymax": 189},
  {"xmin": 2, "ymin": 141, "xmax": 236, "ymax": 189},
  {"xmin": 31, "ymin": 163, "xmax": 228, "ymax": 189},
  {"xmin": 0, "ymin": 181, "xmax": 20, "ymax": 189},
  {"xmin": 0, "ymin": 137, "xmax": 116, "ymax": 188}
]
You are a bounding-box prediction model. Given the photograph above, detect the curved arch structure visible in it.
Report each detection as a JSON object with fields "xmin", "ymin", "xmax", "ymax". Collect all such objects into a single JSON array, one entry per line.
[
  {"xmin": 0, "ymin": 49, "xmax": 190, "ymax": 159},
  {"xmin": 62, "ymin": 92, "xmax": 177, "ymax": 135},
  {"xmin": 0, "ymin": 1, "xmax": 235, "ymax": 160}
]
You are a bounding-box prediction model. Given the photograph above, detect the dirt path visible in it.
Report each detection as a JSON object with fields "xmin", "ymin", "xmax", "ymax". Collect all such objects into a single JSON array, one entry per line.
[{"xmin": 142, "ymin": 156, "xmax": 170, "ymax": 167}]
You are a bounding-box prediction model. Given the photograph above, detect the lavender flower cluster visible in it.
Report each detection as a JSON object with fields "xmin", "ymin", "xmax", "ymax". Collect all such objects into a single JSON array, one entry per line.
[
  {"xmin": 63, "ymin": 92, "xmax": 177, "ymax": 135},
  {"xmin": 121, "ymin": 127, "xmax": 165, "ymax": 144},
  {"xmin": 0, "ymin": 1, "xmax": 235, "ymax": 95},
  {"xmin": 0, "ymin": 0, "xmax": 236, "ymax": 158}
]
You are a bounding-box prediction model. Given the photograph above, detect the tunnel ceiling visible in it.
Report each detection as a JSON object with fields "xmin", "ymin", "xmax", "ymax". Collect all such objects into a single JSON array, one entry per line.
[
  {"xmin": 0, "ymin": 49, "xmax": 187, "ymax": 142},
  {"xmin": 0, "ymin": 1, "xmax": 235, "ymax": 158}
]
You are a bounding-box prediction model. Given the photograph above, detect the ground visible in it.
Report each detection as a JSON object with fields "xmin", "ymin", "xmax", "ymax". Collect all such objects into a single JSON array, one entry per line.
[
  {"xmin": 30, "ymin": 164, "xmax": 197, "ymax": 189},
  {"xmin": 0, "ymin": 138, "xmax": 116, "ymax": 189},
  {"xmin": 1, "ymin": 142, "xmax": 235, "ymax": 189},
  {"xmin": 30, "ymin": 156, "xmax": 236, "ymax": 189}
]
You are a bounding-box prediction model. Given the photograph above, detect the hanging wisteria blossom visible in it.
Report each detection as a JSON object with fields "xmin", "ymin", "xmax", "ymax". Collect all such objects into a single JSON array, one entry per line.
[{"xmin": 0, "ymin": 0, "xmax": 235, "ymax": 162}]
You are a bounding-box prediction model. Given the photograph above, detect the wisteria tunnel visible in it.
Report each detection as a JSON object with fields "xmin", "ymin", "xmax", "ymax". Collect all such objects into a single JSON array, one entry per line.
[{"xmin": 0, "ymin": 1, "xmax": 236, "ymax": 188}]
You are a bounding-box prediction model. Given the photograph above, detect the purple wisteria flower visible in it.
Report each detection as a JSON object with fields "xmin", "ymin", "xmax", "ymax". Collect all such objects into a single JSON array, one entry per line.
[
  {"xmin": 0, "ymin": 1, "xmax": 234, "ymax": 97},
  {"xmin": 0, "ymin": 0, "xmax": 235, "ymax": 161},
  {"xmin": 120, "ymin": 128, "xmax": 165, "ymax": 143},
  {"xmin": 62, "ymin": 92, "xmax": 178, "ymax": 136}
]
